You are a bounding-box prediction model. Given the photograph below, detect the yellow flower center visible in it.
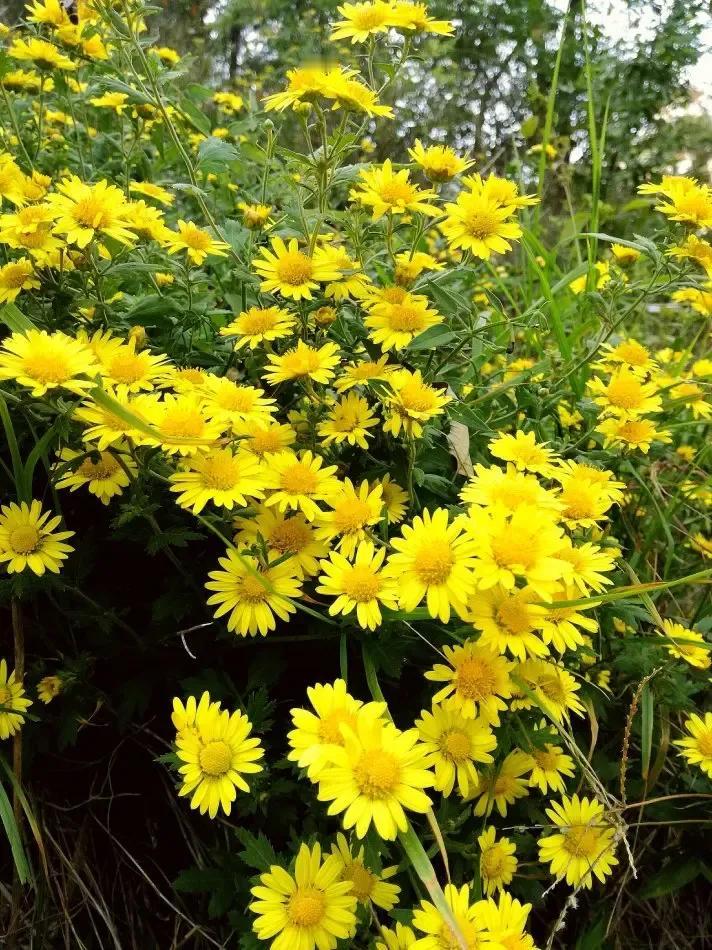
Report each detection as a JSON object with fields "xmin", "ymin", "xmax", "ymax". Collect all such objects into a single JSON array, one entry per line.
[
  {"xmin": 351, "ymin": 6, "xmax": 390, "ymax": 29},
  {"xmin": 495, "ymin": 597, "xmax": 533, "ymax": 635},
  {"xmin": 9, "ymin": 524, "xmax": 40, "ymax": 554},
  {"xmin": 398, "ymin": 380, "xmax": 437, "ymax": 413},
  {"xmin": 182, "ymin": 226, "xmax": 211, "ymax": 250},
  {"xmin": 343, "ymin": 565, "xmax": 382, "ymax": 602},
  {"xmin": 280, "ymin": 349, "xmax": 322, "ymax": 376},
  {"xmin": 344, "ymin": 861, "xmax": 375, "ymax": 901},
  {"xmin": 249, "ymin": 428, "xmax": 284, "ymax": 455},
  {"xmin": 107, "ymin": 350, "xmax": 151, "ymax": 384},
  {"xmin": 538, "ymin": 673, "xmax": 567, "ymax": 705},
  {"xmin": 77, "ymin": 454, "xmax": 120, "ymax": 480},
  {"xmin": 275, "ymin": 250, "xmax": 314, "ymax": 286},
  {"xmin": 199, "ymin": 453, "xmax": 242, "ymax": 490},
  {"xmin": 318, "ymin": 708, "xmax": 356, "ymax": 745},
  {"xmin": 377, "ymin": 179, "xmax": 417, "ymax": 206},
  {"xmin": 563, "ymin": 824, "xmax": 601, "ymax": 859},
  {"xmin": 238, "ymin": 574, "xmax": 270, "ymax": 603},
  {"xmin": 175, "ymin": 368, "xmax": 206, "ymax": 386},
  {"xmin": 695, "ymin": 731, "xmax": 712, "ymax": 756},
  {"xmin": 463, "ymin": 205, "xmax": 502, "ymax": 239},
  {"xmin": 73, "ymin": 195, "xmax": 114, "ymax": 229},
  {"xmin": 1, "ymin": 263, "xmax": 32, "ymax": 288},
  {"xmin": 349, "ymin": 361, "xmax": 384, "ymax": 380},
  {"xmin": 269, "ymin": 519, "xmax": 310, "ymax": 554},
  {"xmin": 287, "ymin": 887, "xmax": 325, "ymax": 927},
  {"xmin": 560, "ymin": 484, "xmax": 598, "ymax": 520},
  {"xmin": 440, "ymin": 728, "xmax": 472, "ymax": 762},
  {"xmin": 161, "ymin": 408, "xmax": 206, "ymax": 439},
  {"xmin": 198, "ymin": 739, "xmax": 232, "ymax": 776},
  {"xmin": 387, "ymin": 303, "xmax": 427, "ymax": 332},
  {"xmin": 413, "ymin": 540, "xmax": 454, "ymax": 585},
  {"xmin": 533, "ymin": 747, "xmax": 559, "ymax": 771},
  {"xmin": 379, "ymin": 286, "xmax": 409, "ymax": 305},
  {"xmin": 482, "ymin": 846, "xmax": 506, "ymax": 879},
  {"xmin": 213, "ymin": 384, "xmax": 258, "ymax": 413},
  {"xmin": 491, "ymin": 480, "xmax": 539, "ymax": 509},
  {"xmin": 614, "ymin": 341, "xmax": 648, "ymax": 365},
  {"xmin": 491, "ymin": 531, "xmax": 536, "ymax": 569},
  {"xmin": 332, "ymin": 498, "xmax": 374, "ymax": 533},
  {"xmin": 606, "ymin": 376, "xmax": 644, "ymax": 409},
  {"xmin": 280, "ymin": 462, "xmax": 319, "ymax": 496},
  {"xmin": 354, "ymin": 749, "xmax": 401, "ymax": 798},
  {"xmin": 239, "ymin": 309, "xmax": 279, "ymax": 334},
  {"xmin": 455, "ymin": 657, "xmax": 496, "ymax": 701},
  {"xmin": 437, "ymin": 920, "xmax": 479, "ymax": 950}
]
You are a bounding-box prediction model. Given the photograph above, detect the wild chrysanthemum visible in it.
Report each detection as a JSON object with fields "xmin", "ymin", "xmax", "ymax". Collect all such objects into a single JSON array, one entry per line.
[
  {"xmin": 466, "ymin": 586, "xmax": 548, "ymax": 660},
  {"xmin": 37, "ymin": 674, "xmax": 62, "ymax": 704},
  {"xmin": 335, "ymin": 354, "xmax": 394, "ymax": 391},
  {"xmin": 460, "ymin": 463, "xmax": 559, "ymax": 516},
  {"xmin": 163, "ymin": 220, "xmax": 229, "ymax": 265},
  {"xmin": 597, "ymin": 338, "xmax": 657, "ymax": 376},
  {"xmin": 236, "ymin": 419, "xmax": 296, "ymax": 459},
  {"xmin": 316, "ymin": 542, "xmax": 398, "ymax": 630},
  {"xmin": 659, "ymin": 619, "xmax": 711, "ymax": 670},
  {"xmin": 206, "ymin": 549, "xmax": 302, "ymax": 636},
  {"xmin": 128, "ymin": 181, "xmax": 174, "ymax": 206},
  {"xmin": 0, "ymin": 500, "xmax": 74, "ymax": 575},
  {"xmin": 0, "ymin": 659, "xmax": 32, "ymax": 739},
  {"xmin": 524, "ymin": 741, "xmax": 575, "ymax": 793},
  {"xmin": 374, "ymin": 474, "xmax": 409, "ymax": 523},
  {"xmin": 426, "ymin": 640, "xmax": 513, "ymax": 724},
  {"xmin": 330, "ymin": 1, "xmax": 394, "ymax": 42},
  {"xmin": 554, "ymin": 538, "xmax": 616, "ymax": 594},
  {"xmin": 441, "ymin": 189, "xmax": 523, "ymax": 259},
  {"xmin": 512, "ymin": 659, "xmax": 585, "ymax": 722},
  {"xmin": 408, "ymin": 139, "xmax": 473, "ymax": 181},
  {"xmin": 249, "ymin": 842, "xmax": 357, "ymax": 950},
  {"xmin": 235, "ymin": 508, "xmax": 329, "ymax": 578},
  {"xmin": 675, "ymin": 712, "xmax": 712, "ymax": 778},
  {"xmin": 94, "ymin": 337, "xmax": 171, "ymax": 392},
  {"xmin": 365, "ymin": 290, "xmax": 443, "ymax": 351},
  {"xmin": 55, "ymin": 447, "xmax": 135, "ymax": 504},
  {"xmin": 0, "ymin": 257, "xmax": 40, "ymax": 303},
  {"xmin": 538, "ymin": 794, "xmax": 618, "ymax": 888},
  {"xmin": 478, "ymin": 826, "xmax": 518, "ymax": 896},
  {"xmin": 176, "ymin": 701, "xmax": 264, "ymax": 818},
  {"xmin": 0, "ymin": 204, "xmax": 64, "ymax": 259},
  {"xmin": 415, "ymin": 703, "xmax": 496, "ymax": 797},
  {"xmin": 263, "ymin": 340, "xmax": 341, "ymax": 386},
  {"xmin": 219, "ymin": 306, "xmax": 295, "ymax": 349},
  {"xmin": 171, "ymin": 691, "xmax": 221, "ymax": 743},
  {"xmin": 8, "ymin": 37, "xmax": 77, "ymax": 71},
  {"xmin": 588, "ymin": 368, "xmax": 662, "ymax": 419},
  {"xmin": 0, "ymin": 328, "xmax": 97, "ymax": 397},
  {"xmin": 47, "ymin": 177, "xmax": 136, "ymax": 247},
  {"xmin": 315, "ymin": 480, "xmax": 383, "ymax": 556},
  {"xmin": 317, "ymin": 713, "xmax": 434, "ymax": 839},
  {"xmin": 472, "ymin": 750, "xmax": 531, "ymax": 817},
  {"xmin": 488, "ymin": 430, "xmax": 557, "ymax": 475},
  {"xmin": 474, "ymin": 892, "xmax": 536, "ymax": 949},
  {"xmin": 411, "ymin": 883, "xmax": 490, "ymax": 950},
  {"xmin": 350, "ymin": 160, "xmax": 439, "ymax": 220},
  {"xmin": 253, "ymin": 237, "xmax": 343, "ymax": 300},
  {"xmin": 383, "ymin": 368, "xmax": 451, "ymax": 438},
  {"xmin": 263, "ymin": 451, "xmax": 340, "ymax": 521},
  {"xmin": 330, "ymin": 833, "xmax": 400, "ymax": 909},
  {"xmin": 376, "ymin": 923, "xmax": 418, "ymax": 950},
  {"xmin": 386, "ymin": 508, "xmax": 478, "ymax": 622},
  {"xmin": 390, "ymin": 1, "xmax": 454, "ymax": 35},
  {"xmin": 76, "ymin": 389, "xmax": 155, "ymax": 450},
  {"xmin": 317, "ymin": 392, "xmax": 379, "ymax": 448},
  {"xmin": 394, "ymin": 250, "xmax": 444, "ymax": 285},
  {"xmin": 654, "ymin": 180, "xmax": 712, "ymax": 228},
  {"xmin": 169, "ymin": 448, "xmax": 266, "ymax": 513},
  {"xmin": 144, "ymin": 393, "xmax": 226, "ymax": 455}
]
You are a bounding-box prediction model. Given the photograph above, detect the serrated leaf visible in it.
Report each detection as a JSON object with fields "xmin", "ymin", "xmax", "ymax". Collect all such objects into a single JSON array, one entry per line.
[{"xmin": 235, "ymin": 828, "xmax": 277, "ymax": 873}]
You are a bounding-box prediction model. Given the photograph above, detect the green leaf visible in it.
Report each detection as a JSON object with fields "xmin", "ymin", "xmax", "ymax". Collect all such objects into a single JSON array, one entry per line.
[
  {"xmin": 0, "ymin": 302, "xmax": 34, "ymax": 333},
  {"xmin": 0, "ymin": 776, "xmax": 31, "ymax": 885},
  {"xmin": 235, "ymin": 828, "xmax": 278, "ymax": 873},
  {"xmin": 640, "ymin": 684, "xmax": 653, "ymax": 780},
  {"xmin": 638, "ymin": 859, "xmax": 700, "ymax": 900},
  {"xmin": 197, "ymin": 136, "xmax": 240, "ymax": 171}
]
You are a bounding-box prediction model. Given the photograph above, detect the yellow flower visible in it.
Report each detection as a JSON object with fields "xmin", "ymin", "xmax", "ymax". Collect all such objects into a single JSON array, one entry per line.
[
  {"xmin": 169, "ymin": 448, "xmax": 267, "ymax": 513},
  {"xmin": 176, "ymin": 698, "xmax": 264, "ymax": 818},
  {"xmin": 330, "ymin": 1, "xmax": 394, "ymax": 42},
  {"xmin": 26, "ymin": 0, "xmax": 71, "ymax": 27},
  {"xmin": 415, "ymin": 702, "xmax": 496, "ymax": 797},
  {"xmin": 538, "ymin": 586, "xmax": 598, "ymax": 653},
  {"xmin": 316, "ymin": 713, "xmax": 433, "ymax": 839},
  {"xmin": 589, "ymin": 368, "xmax": 662, "ymax": 419},
  {"xmin": 350, "ymin": 159, "xmax": 439, "ymax": 221},
  {"xmin": 123, "ymin": 200, "xmax": 170, "ymax": 241},
  {"xmin": 48, "ymin": 176, "xmax": 136, "ymax": 247},
  {"xmin": 315, "ymin": 479, "xmax": 383, "ymax": 556},
  {"xmin": 334, "ymin": 354, "xmax": 394, "ymax": 391},
  {"xmin": 164, "ymin": 219, "xmax": 229, "ymax": 265},
  {"xmin": 523, "ymin": 741, "xmax": 575, "ymax": 793},
  {"xmin": 37, "ymin": 674, "xmax": 62, "ymax": 704},
  {"xmin": 659, "ymin": 619, "xmax": 710, "ymax": 670},
  {"xmin": 672, "ymin": 286, "xmax": 712, "ymax": 316},
  {"xmin": 0, "ymin": 500, "xmax": 74, "ymax": 575},
  {"xmin": 128, "ymin": 181, "xmax": 174, "ymax": 206},
  {"xmin": 220, "ymin": 306, "xmax": 296, "ymax": 351},
  {"xmin": 478, "ymin": 826, "xmax": 517, "ymax": 896},
  {"xmin": 473, "ymin": 892, "xmax": 536, "ymax": 949},
  {"xmin": 249, "ymin": 842, "xmax": 357, "ymax": 950},
  {"xmin": 512, "ymin": 658, "xmax": 585, "ymax": 721},
  {"xmin": 569, "ymin": 260, "xmax": 610, "ymax": 294},
  {"xmin": 263, "ymin": 340, "xmax": 341, "ymax": 386},
  {"xmin": 200, "ymin": 375, "xmax": 275, "ymax": 430},
  {"xmin": 668, "ymin": 234, "xmax": 712, "ymax": 275},
  {"xmin": 552, "ymin": 461, "xmax": 623, "ymax": 528},
  {"xmin": 538, "ymin": 794, "xmax": 618, "ymax": 888},
  {"xmin": 365, "ymin": 290, "xmax": 443, "ymax": 351},
  {"xmin": 655, "ymin": 180, "xmax": 712, "ymax": 228},
  {"xmin": 75, "ymin": 388, "xmax": 154, "ymax": 450},
  {"xmin": 373, "ymin": 474, "xmax": 409, "ymax": 524},
  {"xmin": 0, "ymin": 204, "xmax": 63, "ymax": 259},
  {"xmin": 691, "ymin": 532, "xmax": 712, "ymax": 560},
  {"xmin": 596, "ymin": 337, "xmax": 657, "ymax": 376},
  {"xmin": 144, "ymin": 393, "xmax": 226, "ymax": 455},
  {"xmin": 55, "ymin": 446, "xmax": 135, "ymax": 504},
  {"xmin": 253, "ymin": 237, "xmax": 343, "ymax": 300},
  {"xmin": 488, "ymin": 430, "xmax": 557, "ymax": 475},
  {"xmin": 0, "ymin": 659, "xmax": 32, "ymax": 739},
  {"xmin": 316, "ymin": 541, "xmax": 398, "ymax": 630},
  {"xmin": 390, "ymin": 1, "xmax": 454, "ymax": 35},
  {"xmin": 236, "ymin": 419, "xmax": 296, "ymax": 459},
  {"xmin": 441, "ymin": 188, "xmax": 523, "ymax": 259},
  {"xmin": 9, "ymin": 37, "xmax": 76, "ymax": 71},
  {"xmin": 214, "ymin": 91, "xmax": 244, "ymax": 112},
  {"xmin": 172, "ymin": 691, "xmax": 222, "ymax": 744},
  {"xmin": 328, "ymin": 67, "xmax": 394, "ymax": 117},
  {"xmin": 89, "ymin": 91, "xmax": 129, "ymax": 113},
  {"xmin": 466, "ymin": 585, "xmax": 548, "ymax": 660},
  {"xmin": 460, "ymin": 463, "xmax": 560, "ymax": 517},
  {"xmin": 317, "ymin": 392, "xmax": 379, "ymax": 449},
  {"xmin": 596, "ymin": 416, "xmax": 670, "ymax": 454},
  {"xmin": 472, "ymin": 750, "xmax": 531, "ymax": 817},
  {"xmin": 263, "ymin": 65, "xmax": 340, "ymax": 111},
  {"xmin": 263, "ymin": 450, "xmax": 340, "ymax": 521},
  {"xmin": 394, "ymin": 250, "xmax": 444, "ymax": 285},
  {"xmin": 206, "ymin": 548, "xmax": 302, "ymax": 636},
  {"xmin": 0, "ymin": 257, "xmax": 40, "ymax": 302},
  {"xmin": 411, "ymin": 884, "xmax": 491, "ymax": 950},
  {"xmin": 0, "ymin": 328, "xmax": 97, "ymax": 397},
  {"xmin": 329, "ymin": 832, "xmax": 400, "ymax": 909},
  {"xmin": 674, "ymin": 711, "xmax": 712, "ymax": 779},
  {"xmin": 235, "ymin": 508, "xmax": 329, "ymax": 578},
  {"xmin": 376, "ymin": 923, "xmax": 417, "ymax": 949},
  {"xmin": 408, "ymin": 139, "xmax": 473, "ymax": 181},
  {"xmin": 611, "ymin": 243, "xmax": 641, "ymax": 265},
  {"xmin": 238, "ymin": 201, "xmax": 273, "ymax": 230},
  {"xmin": 426, "ymin": 640, "xmax": 513, "ymax": 725},
  {"xmin": 383, "ymin": 368, "xmax": 451, "ymax": 438},
  {"xmin": 152, "ymin": 45, "xmax": 180, "ymax": 64},
  {"xmin": 94, "ymin": 336, "xmax": 171, "ymax": 391}
]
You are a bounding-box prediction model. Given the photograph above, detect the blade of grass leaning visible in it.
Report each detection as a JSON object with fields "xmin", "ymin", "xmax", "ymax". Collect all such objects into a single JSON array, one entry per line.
[{"xmin": 0, "ymin": 775, "xmax": 31, "ymax": 885}]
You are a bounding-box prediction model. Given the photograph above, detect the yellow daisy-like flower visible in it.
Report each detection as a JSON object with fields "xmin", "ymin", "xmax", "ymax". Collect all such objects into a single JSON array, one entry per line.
[
  {"xmin": 426, "ymin": 640, "xmax": 513, "ymax": 725},
  {"xmin": 238, "ymin": 201, "xmax": 273, "ymax": 230},
  {"xmin": 144, "ymin": 393, "xmax": 226, "ymax": 455},
  {"xmin": 555, "ymin": 539, "xmax": 616, "ymax": 594},
  {"xmin": 316, "ymin": 541, "xmax": 398, "ymax": 630},
  {"xmin": 128, "ymin": 181, "xmax": 174, "ymax": 206},
  {"xmin": 691, "ymin": 532, "xmax": 712, "ymax": 560},
  {"xmin": 472, "ymin": 749, "xmax": 531, "ymax": 817},
  {"xmin": 330, "ymin": 1, "xmax": 394, "ymax": 42},
  {"xmin": 0, "ymin": 499, "xmax": 74, "ymax": 575},
  {"xmin": 0, "ymin": 330, "xmax": 97, "ymax": 398},
  {"xmin": 200, "ymin": 375, "xmax": 275, "ymax": 431},
  {"xmin": 54, "ymin": 446, "xmax": 135, "ymax": 505},
  {"xmin": 411, "ymin": 883, "xmax": 490, "ymax": 950},
  {"xmin": 0, "ymin": 204, "xmax": 63, "ymax": 259},
  {"xmin": 674, "ymin": 711, "xmax": 712, "ymax": 778},
  {"xmin": 334, "ymin": 354, "xmax": 394, "ymax": 392},
  {"xmin": 176, "ymin": 700, "xmax": 264, "ymax": 818},
  {"xmin": 236, "ymin": 419, "xmax": 296, "ymax": 459},
  {"xmin": 441, "ymin": 189, "xmax": 523, "ymax": 259},
  {"xmin": 263, "ymin": 340, "xmax": 341, "ymax": 386},
  {"xmin": 350, "ymin": 160, "xmax": 439, "ymax": 221},
  {"xmin": 235, "ymin": 508, "xmax": 329, "ymax": 579},
  {"xmin": 588, "ymin": 368, "xmax": 662, "ymax": 420},
  {"xmin": 383, "ymin": 368, "xmax": 451, "ymax": 438},
  {"xmin": 538, "ymin": 586, "xmax": 598, "ymax": 654},
  {"xmin": 394, "ymin": 250, "xmax": 444, "ymax": 285},
  {"xmin": 0, "ymin": 659, "xmax": 32, "ymax": 739},
  {"xmin": 288, "ymin": 679, "xmax": 385, "ymax": 779},
  {"xmin": 263, "ymin": 451, "xmax": 340, "ymax": 521},
  {"xmin": 488, "ymin": 430, "xmax": 557, "ymax": 475},
  {"xmin": 328, "ymin": 68, "xmax": 394, "ymax": 117},
  {"xmin": 214, "ymin": 90, "xmax": 244, "ymax": 112},
  {"xmin": 164, "ymin": 219, "xmax": 229, "ymax": 265},
  {"xmin": 329, "ymin": 832, "xmax": 400, "ymax": 909},
  {"xmin": 253, "ymin": 237, "xmax": 343, "ymax": 300},
  {"xmin": 390, "ymin": 1, "xmax": 454, "ymax": 35},
  {"xmin": 206, "ymin": 548, "xmax": 302, "ymax": 636},
  {"xmin": 659, "ymin": 619, "xmax": 710, "ymax": 670},
  {"xmin": 524, "ymin": 741, "xmax": 575, "ymax": 793},
  {"xmin": 415, "ymin": 703, "xmax": 496, "ymax": 797},
  {"xmin": 597, "ymin": 416, "xmax": 671, "ymax": 454},
  {"xmin": 219, "ymin": 306, "xmax": 295, "ymax": 350},
  {"xmin": 460, "ymin": 463, "xmax": 560, "ymax": 517},
  {"xmin": 408, "ymin": 139, "xmax": 473, "ymax": 182},
  {"xmin": 376, "ymin": 923, "xmax": 418, "ymax": 949},
  {"xmin": 569, "ymin": 260, "xmax": 611, "ymax": 295},
  {"xmin": 89, "ymin": 91, "xmax": 129, "ymax": 113},
  {"xmin": 316, "ymin": 713, "xmax": 433, "ymax": 839},
  {"xmin": 373, "ymin": 474, "xmax": 409, "ymax": 524},
  {"xmin": 249, "ymin": 842, "xmax": 357, "ymax": 950},
  {"xmin": 0, "ymin": 257, "xmax": 40, "ymax": 303},
  {"xmin": 8, "ymin": 37, "xmax": 76, "ymax": 71},
  {"xmin": 386, "ymin": 507, "xmax": 478, "ymax": 622},
  {"xmin": 315, "ymin": 479, "xmax": 383, "ymax": 556},
  {"xmin": 47, "ymin": 176, "xmax": 136, "ymax": 247},
  {"xmin": 26, "ymin": 0, "xmax": 71, "ymax": 27},
  {"xmin": 478, "ymin": 826, "xmax": 518, "ymax": 896},
  {"xmin": 654, "ymin": 180, "xmax": 712, "ymax": 228},
  {"xmin": 668, "ymin": 234, "xmax": 712, "ymax": 275},
  {"xmin": 365, "ymin": 290, "xmax": 443, "ymax": 351},
  {"xmin": 263, "ymin": 65, "xmax": 342, "ymax": 112},
  {"xmin": 169, "ymin": 448, "xmax": 266, "ymax": 513},
  {"xmin": 172, "ymin": 691, "xmax": 222, "ymax": 743},
  {"xmin": 75, "ymin": 389, "xmax": 154, "ymax": 450},
  {"xmin": 37, "ymin": 674, "xmax": 62, "ymax": 704},
  {"xmin": 596, "ymin": 337, "xmax": 656, "ymax": 376},
  {"xmin": 512, "ymin": 658, "xmax": 585, "ymax": 722},
  {"xmin": 466, "ymin": 585, "xmax": 548, "ymax": 660},
  {"xmin": 672, "ymin": 287, "xmax": 712, "ymax": 316},
  {"xmin": 94, "ymin": 336, "xmax": 171, "ymax": 392},
  {"xmin": 473, "ymin": 892, "xmax": 535, "ymax": 949},
  {"xmin": 317, "ymin": 392, "xmax": 379, "ymax": 449},
  {"xmin": 123, "ymin": 200, "xmax": 170, "ymax": 241},
  {"xmin": 538, "ymin": 794, "xmax": 618, "ymax": 888}
]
